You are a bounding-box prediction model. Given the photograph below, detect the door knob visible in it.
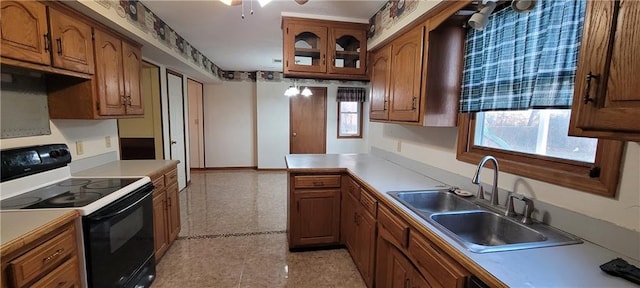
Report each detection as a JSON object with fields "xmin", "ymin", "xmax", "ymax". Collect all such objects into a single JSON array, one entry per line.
[
  {"xmin": 171, "ymin": 140, "xmax": 177, "ymax": 144},
  {"xmin": 292, "ymin": 132, "xmax": 297, "ymax": 137}
]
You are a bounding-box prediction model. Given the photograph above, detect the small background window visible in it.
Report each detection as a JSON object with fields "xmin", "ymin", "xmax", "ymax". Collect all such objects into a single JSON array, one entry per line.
[{"xmin": 338, "ymin": 101, "xmax": 362, "ymax": 138}]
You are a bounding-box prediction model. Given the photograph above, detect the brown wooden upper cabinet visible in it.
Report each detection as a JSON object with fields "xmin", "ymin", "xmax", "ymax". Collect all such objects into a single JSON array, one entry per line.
[
  {"xmin": 368, "ymin": 1, "xmax": 469, "ymax": 126},
  {"xmin": 569, "ymin": 0, "xmax": 640, "ymax": 142},
  {"xmin": 283, "ymin": 17, "xmax": 368, "ymax": 81},
  {"xmin": 0, "ymin": 1, "xmax": 50, "ymax": 65},
  {"xmin": 93, "ymin": 29, "xmax": 143, "ymax": 116},
  {"xmin": 0, "ymin": 1, "xmax": 94, "ymax": 74},
  {"xmin": 48, "ymin": 28, "xmax": 143, "ymax": 119}
]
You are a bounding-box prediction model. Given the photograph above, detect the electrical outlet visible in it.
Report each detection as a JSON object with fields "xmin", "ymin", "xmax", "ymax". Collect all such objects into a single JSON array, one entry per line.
[
  {"xmin": 396, "ymin": 140, "xmax": 402, "ymax": 152},
  {"xmin": 105, "ymin": 136, "xmax": 111, "ymax": 148},
  {"xmin": 76, "ymin": 141, "xmax": 84, "ymax": 155}
]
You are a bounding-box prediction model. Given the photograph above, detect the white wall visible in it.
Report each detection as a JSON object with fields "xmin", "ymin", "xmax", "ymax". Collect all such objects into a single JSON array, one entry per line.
[
  {"xmin": 203, "ymin": 82, "xmax": 257, "ymax": 167},
  {"xmin": 1, "ymin": 120, "xmax": 119, "ymax": 161},
  {"xmin": 256, "ymin": 81, "xmax": 291, "ymax": 169},
  {"xmin": 256, "ymin": 78, "xmax": 369, "ymax": 169},
  {"xmin": 368, "ymin": 123, "xmax": 640, "ymax": 232}
]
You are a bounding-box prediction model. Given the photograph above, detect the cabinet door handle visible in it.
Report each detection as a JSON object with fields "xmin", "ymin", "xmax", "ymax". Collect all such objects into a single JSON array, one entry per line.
[
  {"xmin": 56, "ymin": 38, "xmax": 62, "ymax": 55},
  {"xmin": 43, "ymin": 33, "xmax": 50, "ymax": 52},
  {"xmin": 43, "ymin": 248, "xmax": 64, "ymax": 264},
  {"xmin": 322, "ymin": 54, "xmax": 325, "ymax": 65},
  {"xmin": 412, "ymin": 97, "xmax": 417, "ymax": 110},
  {"xmin": 384, "ymin": 100, "xmax": 388, "ymax": 111},
  {"xmin": 583, "ymin": 72, "xmax": 599, "ymax": 105},
  {"xmin": 56, "ymin": 281, "xmax": 68, "ymax": 288},
  {"xmin": 404, "ymin": 278, "xmax": 410, "ymax": 288}
]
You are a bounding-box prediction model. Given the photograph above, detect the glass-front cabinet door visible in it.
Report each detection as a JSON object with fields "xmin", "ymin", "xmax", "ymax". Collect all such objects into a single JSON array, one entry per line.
[
  {"xmin": 329, "ymin": 28, "xmax": 366, "ymax": 75},
  {"xmin": 285, "ymin": 24, "xmax": 327, "ymax": 73}
]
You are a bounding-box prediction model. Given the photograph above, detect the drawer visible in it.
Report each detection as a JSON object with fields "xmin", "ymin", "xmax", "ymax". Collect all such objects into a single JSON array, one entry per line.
[
  {"xmin": 152, "ymin": 176, "xmax": 165, "ymax": 191},
  {"xmin": 9, "ymin": 226, "xmax": 77, "ymax": 287},
  {"xmin": 359, "ymin": 189, "xmax": 377, "ymax": 218},
  {"xmin": 165, "ymin": 168, "xmax": 178, "ymax": 185},
  {"xmin": 378, "ymin": 205, "xmax": 409, "ymax": 249},
  {"xmin": 31, "ymin": 256, "xmax": 80, "ymax": 288},
  {"xmin": 408, "ymin": 231, "xmax": 469, "ymax": 288},
  {"xmin": 294, "ymin": 175, "xmax": 341, "ymax": 189},
  {"xmin": 344, "ymin": 177, "xmax": 360, "ymax": 199}
]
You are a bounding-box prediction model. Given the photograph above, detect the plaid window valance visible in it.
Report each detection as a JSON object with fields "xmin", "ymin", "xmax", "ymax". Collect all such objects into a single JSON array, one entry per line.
[
  {"xmin": 337, "ymin": 87, "xmax": 366, "ymax": 102},
  {"xmin": 459, "ymin": 0, "xmax": 586, "ymax": 113}
]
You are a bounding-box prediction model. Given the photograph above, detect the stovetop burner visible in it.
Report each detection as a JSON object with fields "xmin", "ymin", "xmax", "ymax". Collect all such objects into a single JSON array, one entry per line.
[
  {"xmin": 57, "ymin": 179, "xmax": 91, "ymax": 187},
  {"xmin": 47, "ymin": 192, "xmax": 102, "ymax": 206},
  {"xmin": 0, "ymin": 177, "xmax": 141, "ymax": 209}
]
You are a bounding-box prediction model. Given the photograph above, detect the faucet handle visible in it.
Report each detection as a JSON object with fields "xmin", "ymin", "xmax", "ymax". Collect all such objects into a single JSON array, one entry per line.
[
  {"xmin": 505, "ymin": 193, "xmax": 535, "ymax": 224},
  {"xmin": 505, "ymin": 194, "xmax": 517, "ymax": 217},
  {"xmin": 521, "ymin": 197, "xmax": 534, "ymax": 225}
]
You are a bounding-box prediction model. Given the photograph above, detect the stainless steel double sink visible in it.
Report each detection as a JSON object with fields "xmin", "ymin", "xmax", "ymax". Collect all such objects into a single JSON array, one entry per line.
[{"xmin": 388, "ymin": 190, "xmax": 582, "ymax": 253}]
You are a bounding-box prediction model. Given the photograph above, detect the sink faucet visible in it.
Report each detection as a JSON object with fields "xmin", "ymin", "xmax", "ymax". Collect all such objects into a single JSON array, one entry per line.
[
  {"xmin": 506, "ymin": 193, "xmax": 535, "ymax": 224},
  {"xmin": 472, "ymin": 155, "xmax": 500, "ymax": 206}
]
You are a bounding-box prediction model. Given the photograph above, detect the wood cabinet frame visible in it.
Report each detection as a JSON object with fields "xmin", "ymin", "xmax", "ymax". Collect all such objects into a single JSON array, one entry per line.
[
  {"xmin": 368, "ymin": 1, "xmax": 469, "ymax": 126},
  {"xmin": 283, "ymin": 17, "xmax": 369, "ymax": 81},
  {"xmin": 457, "ymin": 113, "xmax": 624, "ymax": 197}
]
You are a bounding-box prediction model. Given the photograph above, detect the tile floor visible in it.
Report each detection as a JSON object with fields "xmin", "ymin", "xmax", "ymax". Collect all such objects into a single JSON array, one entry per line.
[{"xmin": 152, "ymin": 170, "xmax": 366, "ymax": 288}]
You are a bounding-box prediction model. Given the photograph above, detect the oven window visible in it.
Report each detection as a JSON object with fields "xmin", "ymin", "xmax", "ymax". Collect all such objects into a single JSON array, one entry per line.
[{"xmin": 110, "ymin": 207, "xmax": 143, "ymax": 253}]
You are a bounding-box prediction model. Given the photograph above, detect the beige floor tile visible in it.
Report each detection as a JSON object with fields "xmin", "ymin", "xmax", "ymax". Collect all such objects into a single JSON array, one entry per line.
[{"xmin": 153, "ymin": 170, "xmax": 364, "ymax": 288}]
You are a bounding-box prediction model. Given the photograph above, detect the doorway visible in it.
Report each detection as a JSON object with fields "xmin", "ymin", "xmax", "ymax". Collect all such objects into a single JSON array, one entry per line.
[
  {"xmin": 187, "ymin": 79, "xmax": 204, "ymax": 168},
  {"xmin": 289, "ymin": 87, "xmax": 327, "ymax": 154},
  {"xmin": 167, "ymin": 70, "xmax": 187, "ymax": 190},
  {"xmin": 118, "ymin": 61, "xmax": 163, "ymax": 160}
]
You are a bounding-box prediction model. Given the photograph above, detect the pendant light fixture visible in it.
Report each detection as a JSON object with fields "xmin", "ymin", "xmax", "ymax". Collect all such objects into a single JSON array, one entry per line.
[{"xmin": 284, "ymin": 79, "xmax": 312, "ymax": 97}]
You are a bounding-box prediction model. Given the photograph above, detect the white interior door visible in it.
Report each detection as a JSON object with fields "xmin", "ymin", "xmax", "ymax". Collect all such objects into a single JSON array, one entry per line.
[{"xmin": 167, "ymin": 71, "xmax": 187, "ymax": 190}]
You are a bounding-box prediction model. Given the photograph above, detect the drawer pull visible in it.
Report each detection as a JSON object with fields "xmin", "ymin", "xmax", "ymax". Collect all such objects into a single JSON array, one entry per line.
[
  {"xmin": 43, "ymin": 248, "xmax": 64, "ymax": 264},
  {"xmin": 312, "ymin": 182, "xmax": 324, "ymax": 186},
  {"xmin": 57, "ymin": 281, "xmax": 68, "ymax": 288}
]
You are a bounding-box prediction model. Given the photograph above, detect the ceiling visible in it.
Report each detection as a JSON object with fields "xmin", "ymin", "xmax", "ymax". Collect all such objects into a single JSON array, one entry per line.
[{"xmin": 142, "ymin": 0, "xmax": 386, "ymax": 72}]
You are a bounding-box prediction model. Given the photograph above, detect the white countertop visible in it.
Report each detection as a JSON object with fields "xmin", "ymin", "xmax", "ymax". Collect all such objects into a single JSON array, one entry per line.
[
  {"xmin": 1, "ymin": 160, "xmax": 177, "ymax": 252},
  {"xmin": 286, "ymin": 153, "xmax": 638, "ymax": 287},
  {"xmin": 73, "ymin": 160, "xmax": 179, "ymax": 177},
  {"xmin": 0, "ymin": 209, "xmax": 77, "ymax": 247}
]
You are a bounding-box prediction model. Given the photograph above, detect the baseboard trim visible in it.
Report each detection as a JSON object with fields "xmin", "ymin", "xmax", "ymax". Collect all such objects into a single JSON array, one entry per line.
[
  {"xmin": 191, "ymin": 166, "xmax": 258, "ymax": 171},
  {"xmin": 257, "ymin": 168, "xmax": 287, "ymax": 171}
]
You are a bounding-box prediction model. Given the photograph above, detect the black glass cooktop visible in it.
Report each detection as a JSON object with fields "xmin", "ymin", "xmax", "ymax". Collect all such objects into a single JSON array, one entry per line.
[{"xmin": 0, "ymin": 178, "xmax": 140, "ymax": 209}]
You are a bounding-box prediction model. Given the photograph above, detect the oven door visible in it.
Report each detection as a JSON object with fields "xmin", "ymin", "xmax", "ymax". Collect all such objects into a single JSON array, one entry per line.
[{"xmin": 83, "ymin": 183, "xmax": 155, "ymax": 288}]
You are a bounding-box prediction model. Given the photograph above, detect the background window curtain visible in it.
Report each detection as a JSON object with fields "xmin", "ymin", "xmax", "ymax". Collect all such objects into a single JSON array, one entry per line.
[
  {"xmin": 337, "ymin": 87, "xmax": 366, "ymax": 102},
  {"xmin": 459, "ymin": 0, "xmax": 586, "ymax": 113}
]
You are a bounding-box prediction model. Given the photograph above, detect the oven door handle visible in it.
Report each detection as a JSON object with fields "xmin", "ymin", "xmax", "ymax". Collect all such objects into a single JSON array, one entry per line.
[{"xmin": 87, "ymin": 191, "xmax": 152, "ymax": 221}]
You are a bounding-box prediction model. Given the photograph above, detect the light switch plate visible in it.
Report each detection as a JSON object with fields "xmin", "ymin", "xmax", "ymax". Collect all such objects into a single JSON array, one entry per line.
[
  {"xmin": 76, "ymin": 141, "xmax": 84, "ymax": 155},
  {"xmin": 105, "ymin": 136, "xmax": 111, "ymax": 148}
]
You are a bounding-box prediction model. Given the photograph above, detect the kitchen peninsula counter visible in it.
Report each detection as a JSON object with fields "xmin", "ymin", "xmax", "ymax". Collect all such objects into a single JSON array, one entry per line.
[{"xmin": 286, "ymin": 153, "xmax": 638, "ymax": 287}]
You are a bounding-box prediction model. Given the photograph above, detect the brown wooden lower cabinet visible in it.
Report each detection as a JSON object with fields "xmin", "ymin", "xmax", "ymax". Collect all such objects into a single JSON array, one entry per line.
[
  {"xmin": 150, "ymin": 165, "xmax": 180, "ymax": 261},
  {"xmin": 292, "ymin": 189, "xmax": 341, "ymax": 247},
  {"xmin": 289, "ymin": 173, "xmax": 474, "ymax": 288},
  {"xmin": 378, "ymin": 237, "xmax": 431, "ymax": 288},
  {"xmin": 342, "ymin": 181, "xmax": 378, "ymax": 288},
  {"xmin": 1, "ymin": 213, "xmax": 81, "ymax": 288},
  {"xmin": 376, "ymin": 203, "xmax": 470, "ymax": 288},
  {"xmin": 288, "ymin": 174, "xmax": 342, "ymax": 248}
]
